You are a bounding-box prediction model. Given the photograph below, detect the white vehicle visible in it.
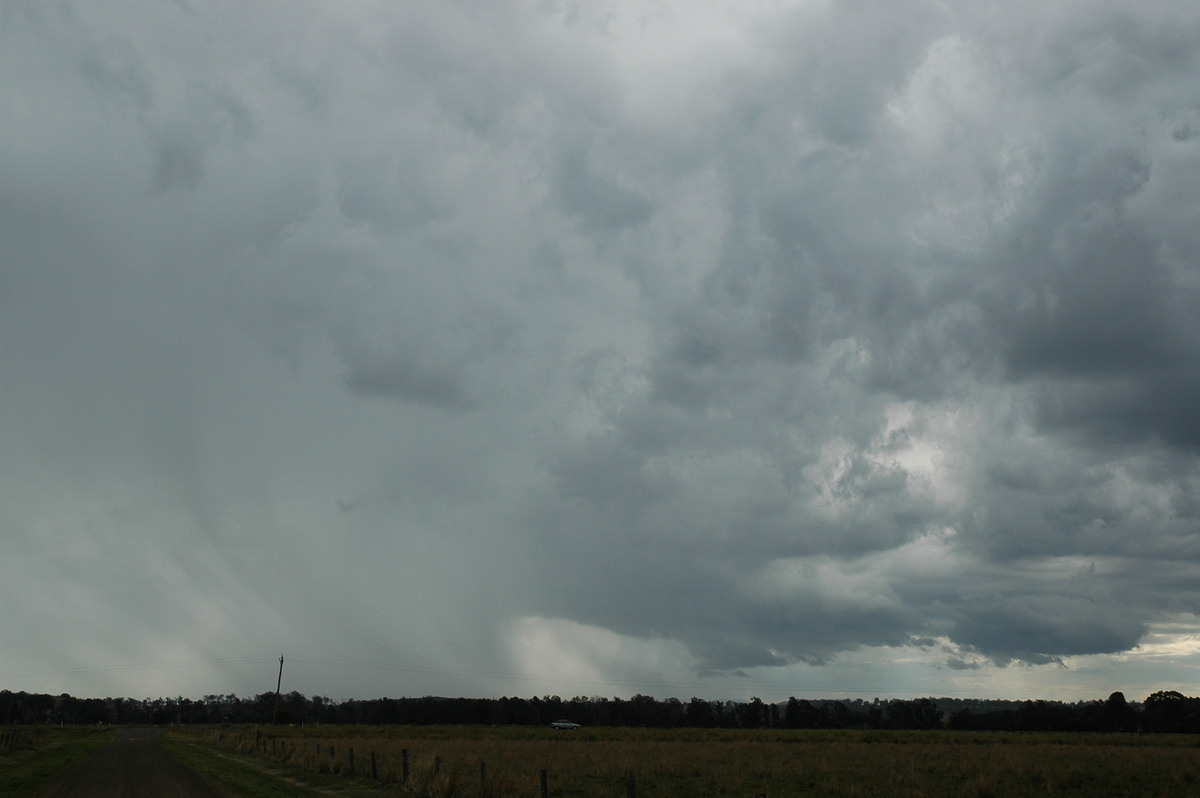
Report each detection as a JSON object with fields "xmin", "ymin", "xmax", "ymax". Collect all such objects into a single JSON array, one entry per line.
[{"xmin": 550, "ymin": 719, "xmax": 581, "ymax": 730}]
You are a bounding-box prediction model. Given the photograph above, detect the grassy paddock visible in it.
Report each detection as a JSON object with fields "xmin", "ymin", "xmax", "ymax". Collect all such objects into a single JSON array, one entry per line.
[
  {"xmin": 0, "ymin": 726, "xmax": 112, "ymax": 797},
  {"xmin": 171, "ymin": 724, "xmax": 1200, "ymax": 798},
  {"xmin": 160, "ymin": 732, "xmax": 368, "ymax": 798}
]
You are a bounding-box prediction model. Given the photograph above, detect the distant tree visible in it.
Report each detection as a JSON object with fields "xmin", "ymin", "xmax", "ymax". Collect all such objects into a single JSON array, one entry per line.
[
  {"xmin": 884, "ymin": 698, "xmax": 942, "ymax": 730},
  {"xmin": 686, "ymin": 697, "xmax": 716, "ymax": 727},
  {"xmin": 1017, "ymin": 699, "xmax": 1085, "ymax": 732},
  {"xmin": 0, "ymin": 691, "xmax": 16, "ymax": 724},
  {"xmin": 1143, "ymin": 690, "xmax": 1200, "ymax": 733},
  {"xmin": 946, "ymin": 707, "xmax": 974, "ymax": 731},
  {"xmin": 1100, "ymin": 691, "xmax": 1138, "ymax": 732},
  {"xmin": 737, "ymin": 697, "xmax": 768, "ymax": 729},
  {"xmin": 588, "ymin": 696, "xmax": 613, "ymax": 726},
  {"xmin": 252, "ymin": 692, "xmax": 276, "ymax": 724},
  {"xmin": 823, "ymin": 700, "xmax": 854, "ymax": 728},
  {"xmin": 784, "ymin": 697, "xmax": 799, "ymax": 728},
  {"xmin": 662, "ymin": 697, "xmax": 685, "ymax": 727},
  {"xmin": 25, "ymin": 693, "xmax": 55, "ymax": 724},
  {"xmin": 629, "ymin": 694, "xmax": 660, "ymax": 726},
  {"xmin": 785, "ymin": 698, "xmax": 829, "ymax": 729},
  {"xmin": 541, "ymin": 695, "xmax": 565, "ymax": 722}
]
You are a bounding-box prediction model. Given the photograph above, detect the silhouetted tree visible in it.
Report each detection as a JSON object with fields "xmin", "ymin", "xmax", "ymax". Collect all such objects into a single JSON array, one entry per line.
[
  {"xmin": 1144, "ymin": 690, "xmax": 1200, "ymax": 733},
  {"xmin": 1098, "ymin": 691, "xmax": 1137, "ymax": 732},
  {"xmin": 884, "ymin": 698, "xmax": 943, "ymax": 730}
]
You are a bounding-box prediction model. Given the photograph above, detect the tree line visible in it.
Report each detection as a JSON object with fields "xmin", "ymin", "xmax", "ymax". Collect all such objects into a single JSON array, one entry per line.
[{"xmin": 2, "ymin": 688, "xmax": 1197, "ymax": 732}]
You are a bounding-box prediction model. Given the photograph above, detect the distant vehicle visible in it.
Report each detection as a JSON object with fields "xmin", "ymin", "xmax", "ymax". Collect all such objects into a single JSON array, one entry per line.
[{"xmin": 550, "ymin": 719, "xmax": 581, "ymax": 730}]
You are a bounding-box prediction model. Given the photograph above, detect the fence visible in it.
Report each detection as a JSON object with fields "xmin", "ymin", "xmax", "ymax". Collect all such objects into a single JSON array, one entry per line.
[
  {"xmin": 194, "ymin": 728, "xmax": 776, "ymax": 798},
  {"xmin": 0, "ymin": 730, "xmax": 33, "ymax": 751},
  {"xmin": 201, "ymin": 728, "xmax": 560, "ymax": 796}
]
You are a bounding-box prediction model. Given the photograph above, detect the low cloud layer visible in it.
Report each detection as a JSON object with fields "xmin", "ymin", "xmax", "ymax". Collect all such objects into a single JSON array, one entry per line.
[{"xmin": 3, "ymin": 0, "xmax": 1199, "ymax": 701}]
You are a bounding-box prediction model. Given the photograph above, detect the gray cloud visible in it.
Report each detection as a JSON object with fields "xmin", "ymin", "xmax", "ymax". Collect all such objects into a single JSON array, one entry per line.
[
  {"xmin": 3, "ymin": 0, "xmax": 1200, "ymax": 701},
  {"xmin": 952, "ymin": 594, "xmax": 1149, "ymax": 666}
]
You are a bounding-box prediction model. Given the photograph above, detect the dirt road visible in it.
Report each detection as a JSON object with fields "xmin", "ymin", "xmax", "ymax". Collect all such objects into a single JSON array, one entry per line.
[{"xmin": 38, "ymin": 727, "xmax": 235, "ymax": 797}]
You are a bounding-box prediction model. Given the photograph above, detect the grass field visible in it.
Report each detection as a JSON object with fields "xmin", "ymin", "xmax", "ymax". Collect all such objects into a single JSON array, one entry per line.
[
  {"xmin": 170, "ymin": 724, "xmax": 1200, "ymax": 797},
  {"xmin": 0, "ymin": 726, "xmax": 112, "ymax": 798}
]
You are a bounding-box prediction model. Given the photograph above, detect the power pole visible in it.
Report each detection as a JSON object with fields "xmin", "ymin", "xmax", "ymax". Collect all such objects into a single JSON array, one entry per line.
[{"xmin": 271, "ymin": 655, "xmax": 284, "ymax": 724}]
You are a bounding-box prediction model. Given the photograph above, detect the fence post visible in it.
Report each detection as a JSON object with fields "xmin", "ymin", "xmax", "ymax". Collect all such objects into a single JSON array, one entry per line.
[
  {"xmin": 402, "ymin": 749, "xmax": 410, "ymax": 784},
  {"xmin": 435, "ymin": 755, "xmax": 442, "ymax": 776},
  {"xmin": 348, "ymin": 747, "xmax": 355, "ymax": 776},
  {"xmin": 371, "ymin": 750, "xmax": 378, "ymax": 780},
  {"xmin": 627, "ymin": 777, "xmax": 637, "ymax": 798},
  {"xmin": 480, "ymin": 761, "xmax": 487, "ymax": 793},
  {"xmin": 539, "ymin": 768, "xmax": 549, "ymax": 798}
]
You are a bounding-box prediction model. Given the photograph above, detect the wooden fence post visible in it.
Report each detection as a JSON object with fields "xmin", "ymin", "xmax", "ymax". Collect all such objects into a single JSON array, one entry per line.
[
  {"xmin": 539, "ymin": 768, "xmax": 549, "ymax": 798},
  {"xmin": 627, "ymin": 777, "xmax": 637, "ymax": 798},
  {"xmin": 402, "ymin": 749, "xmax": 410, "ymax": 784},
  {"xmin": 435, "ymin": 755, "xmax": 442, "ymax": 776},
  {"xmin": 348, "ymin": 747, "xmax": 355, "ymax": 776},
  {"xmin": 480, "ymin": 761, "xmax": 487, "ymax": 793},
  {"xmin": 371, "ymin": 750, "xmax": 378, "ymax": 780}
]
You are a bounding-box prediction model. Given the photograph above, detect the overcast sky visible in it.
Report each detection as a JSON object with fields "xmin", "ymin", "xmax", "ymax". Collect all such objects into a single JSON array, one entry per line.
[{"xmin": 3, "ymin": 0, "xmax": 1200, "ymax": 704}]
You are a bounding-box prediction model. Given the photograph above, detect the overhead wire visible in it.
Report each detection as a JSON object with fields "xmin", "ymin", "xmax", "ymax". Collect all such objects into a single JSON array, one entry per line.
[
  {"xmin": 0, "ymin": 656, "xmax": 280, "ymax": 680},
  {"xmin": 0, "ymin": 654, "xmax": 1155, "ymax": 700}
]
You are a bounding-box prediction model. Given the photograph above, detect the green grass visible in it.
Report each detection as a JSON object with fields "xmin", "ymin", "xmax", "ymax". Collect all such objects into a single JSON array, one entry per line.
[{"xmin": 0, "ymin": 726, "xmax": 113, "ymax": 798}]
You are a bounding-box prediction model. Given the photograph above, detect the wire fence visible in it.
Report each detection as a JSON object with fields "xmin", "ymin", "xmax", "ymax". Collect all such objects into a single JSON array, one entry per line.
[
  {"xmin": 0, "ymin": 730, "xmax": 33, "ymax": 752},
  {"xmin": 201, "ymin": 727, "xmax": 556, "ymax": 797},
  {"xmin": 194, "ymin": 727, "xmax": 758, "ymax": 798}
]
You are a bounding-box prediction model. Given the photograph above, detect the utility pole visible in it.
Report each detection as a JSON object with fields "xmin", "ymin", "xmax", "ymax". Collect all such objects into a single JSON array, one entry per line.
[{"xmin": 271, "ymin": 655, "xmax": 284, "ymax": 724}]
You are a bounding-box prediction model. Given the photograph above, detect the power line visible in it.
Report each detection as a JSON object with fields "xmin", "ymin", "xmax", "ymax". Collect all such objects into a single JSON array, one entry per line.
[
  {"xmin": 0, "ymin": 654, "xmax": 1161, "ymax": 700},
  {"xmin": 281, "ymin": 655, "xmax": 1134, "ymax": 699},
  {"xmin": 0, "ymin": 656, "xmax": 279, "ymax": 680}
]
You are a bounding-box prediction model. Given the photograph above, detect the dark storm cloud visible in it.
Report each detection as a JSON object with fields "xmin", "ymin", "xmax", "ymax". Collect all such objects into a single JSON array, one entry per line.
[
  {"xmin": 952, "ymin": 594, "xmax": 1149, "ymax": 666},
  {"xmin": 510, "ymin": 0, "xmax": 1200, "ymax": 673},
  {"xmin": 4, "ymin": 0, "xmax": 1200, "ymax": 700}
]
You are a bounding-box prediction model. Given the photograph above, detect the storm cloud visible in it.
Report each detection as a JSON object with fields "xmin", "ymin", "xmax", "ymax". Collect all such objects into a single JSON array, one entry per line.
[{"xmin": 3, "ymin": 0, "xmax": 1199, "ymax": 701}]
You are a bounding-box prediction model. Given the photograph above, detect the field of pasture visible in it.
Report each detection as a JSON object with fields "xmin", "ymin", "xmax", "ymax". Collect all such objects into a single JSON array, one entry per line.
[{"xmin": 171, "ymin": 724, "xmax": 1200, "ymax": 797}]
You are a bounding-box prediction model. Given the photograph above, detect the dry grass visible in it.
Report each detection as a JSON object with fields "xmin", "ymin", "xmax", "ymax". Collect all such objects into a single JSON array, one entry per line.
[{"xmin": 175, "ymin": 725, "xmax": 1200, "ymax": 798}]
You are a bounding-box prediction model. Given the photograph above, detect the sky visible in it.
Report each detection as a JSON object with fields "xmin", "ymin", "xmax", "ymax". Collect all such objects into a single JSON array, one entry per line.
[{"xmin": 3, "ymin": 0, "xmax": 1200, "ymax": 705}]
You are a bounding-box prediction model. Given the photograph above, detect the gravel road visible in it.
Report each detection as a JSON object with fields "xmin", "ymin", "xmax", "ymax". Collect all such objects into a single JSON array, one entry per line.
[{"xmin": 38, "ymin": 727, "xmax": 235, "ymax": 797}]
